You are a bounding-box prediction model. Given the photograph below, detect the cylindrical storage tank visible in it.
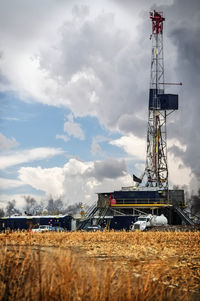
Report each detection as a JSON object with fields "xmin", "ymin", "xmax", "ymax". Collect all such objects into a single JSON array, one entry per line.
[{"xmin": 150, "ymin": 214, "xmax": 168, "ymax": 226}]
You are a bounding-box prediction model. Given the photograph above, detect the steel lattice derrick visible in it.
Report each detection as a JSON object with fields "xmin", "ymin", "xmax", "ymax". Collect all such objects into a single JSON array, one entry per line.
[
  {"xmin": 145, "ymin": 11, "xmax": 168, "ymax": 188},
  {"xmin": 134, "ymin": 10, "xmax": 179, "ymax": 189}
]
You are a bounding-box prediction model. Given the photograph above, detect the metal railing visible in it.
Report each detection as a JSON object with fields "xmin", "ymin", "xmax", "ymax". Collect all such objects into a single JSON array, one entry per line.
[
  {"xmin": 113, "ymin": 198, "xmax": 170, "ymax": 205},
  {"xmin": 174, "ymin": 207, "xmax": 195, "ymax": 225}
]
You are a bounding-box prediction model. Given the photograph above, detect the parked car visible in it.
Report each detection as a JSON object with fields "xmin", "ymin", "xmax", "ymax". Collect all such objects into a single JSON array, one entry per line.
[
  {"xmin": 32, "ymin": 225, "xmax": 54, "ymax": 232},
  {"xmin": 85, "ymin": 225, "xmax": 103, "ymax": 232},
  {"xmin": 52, "ymin": 226, "xmax": 65, "ymax": 232}
]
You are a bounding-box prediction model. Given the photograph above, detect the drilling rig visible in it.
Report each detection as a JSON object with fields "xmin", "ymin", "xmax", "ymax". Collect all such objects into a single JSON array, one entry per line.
[
  {"xmin": 77, "ymin": 11, "xmax": 195, "ymax": 231},
  {"xmin": 144, "ymin": 10, "xmax": 179, "ymax": 189}
]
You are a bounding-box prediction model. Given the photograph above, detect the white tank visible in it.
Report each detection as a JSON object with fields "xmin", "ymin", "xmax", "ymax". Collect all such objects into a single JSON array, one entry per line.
[{"xmin": 150, "ymin": 214, "xmax": 168, "ymax": 227}]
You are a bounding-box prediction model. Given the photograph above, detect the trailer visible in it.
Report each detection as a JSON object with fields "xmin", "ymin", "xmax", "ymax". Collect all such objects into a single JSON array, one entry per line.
[{"xmin": 0, "ymin": 214, "xmax": 73, "ymax": 231}]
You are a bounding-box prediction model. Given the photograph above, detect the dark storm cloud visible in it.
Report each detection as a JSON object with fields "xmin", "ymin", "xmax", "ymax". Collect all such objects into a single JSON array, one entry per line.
[
  {"xmin": 87, "ymin": 158, "xmax": 127, "ymax": 181},
  {"xmin": 112, "ymin": 0, "xmax": 200, "ymax": 181},
  {"xmin": 163, "ymin": 0, "xmax": 200, "ymax": 179},
  {"xmin": 118, "ymin": 113, "xmax": 146, "ymax": 137},
  {"xmin": 111, "ymin": 0, "xmax": 170, "ymax": 10}
]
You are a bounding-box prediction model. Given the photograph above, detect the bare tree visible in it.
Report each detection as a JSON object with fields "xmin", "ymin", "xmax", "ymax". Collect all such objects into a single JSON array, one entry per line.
[
  {"xmin": 5, "ymin": 200, "xmax": 21, "ymax": 216},
  {"xmin": 46, "ymin": 197, "xmax": 64, "ymax": 215},
  {"xmin": 45, "ymin": 198, "xmax": 81, "ymax": 215},
  {"xmin": 63, "ymin": 202, "xmax": 82, "ymax": 215},
  {"xmin": 24, "ymin": 196, "xmax": 37, "ymax": 215}
]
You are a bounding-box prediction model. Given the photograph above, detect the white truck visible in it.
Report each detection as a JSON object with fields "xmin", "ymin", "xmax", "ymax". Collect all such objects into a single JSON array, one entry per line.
[
  {"xmin": 32, "ymin": 225, "xmax": 54, "ymax": 232},
  {"xmin": 132, "ymin": 214, "xmax": 168, "ymax": 231}
]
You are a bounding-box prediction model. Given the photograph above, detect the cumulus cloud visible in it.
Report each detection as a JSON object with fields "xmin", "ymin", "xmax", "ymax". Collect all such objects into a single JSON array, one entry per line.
[
  {"xmin": 18, "ymin": 166, "xmax": 65, "ymax": 197},
  {"xmin": 54, "ymin": 11, "xmax": 147, "ymax": 130},
  {"xmin": 17, "ymin": 158, "xmax": 132, "ymax": 204},
  {"xmin": 0, "ymin": 147, "xmax": 64, "ymax": 169},
  {"xmin": 63, "ymin": 158, "xmax": 132, "ymax": 203},
  {"xmin": 0, "ymin": 132, "xmax": 18, "ymax": 151},
  {"xmin": 168, "ymin": 152, "xmax": 192, "ymax": 187},
  {"xmin": 110, "ymin": 135, "xmax": 146, "ymax": 161},
  {"xmin": 87, "ymin": 158, "xmax": 127, "ymax": 181},
  {"xmin": 64, "ymin": 113, "xmax": 85, "ymax": 140}
]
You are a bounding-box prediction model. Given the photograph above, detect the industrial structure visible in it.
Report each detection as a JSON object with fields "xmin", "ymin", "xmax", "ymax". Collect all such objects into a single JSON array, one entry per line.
[
  {"xmin": 144, "ymin": 11, "xmax": 178, "ymax": 188},
  {"xmin": 77, "ymin": 11, "xmax": 194, "ymax": 230}
]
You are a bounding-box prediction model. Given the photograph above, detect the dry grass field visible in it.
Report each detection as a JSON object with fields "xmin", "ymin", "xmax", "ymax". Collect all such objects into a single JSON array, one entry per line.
[{"xmin": 0, "ymin": 231, "xmax": 199, "ymax": 300}]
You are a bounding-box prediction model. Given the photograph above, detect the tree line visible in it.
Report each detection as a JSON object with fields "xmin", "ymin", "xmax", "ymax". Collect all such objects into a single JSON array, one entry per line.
[{"xmin": 0, "ymin": 196, "xmax": 83, "ymax": 217}]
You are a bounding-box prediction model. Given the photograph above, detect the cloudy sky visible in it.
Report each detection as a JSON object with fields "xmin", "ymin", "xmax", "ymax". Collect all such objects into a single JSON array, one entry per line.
[{"xmin": 0, "ymin": 0, "xmax": 200, "ymax": 209}]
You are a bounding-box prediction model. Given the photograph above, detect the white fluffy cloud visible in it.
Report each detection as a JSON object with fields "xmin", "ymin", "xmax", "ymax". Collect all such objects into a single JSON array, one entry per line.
[
  {"xmin": 168, "ymin": 153, "xmax": 192, "ymax": 187},
  {"xmin": 110, "ymin": 135, "xmax": 146, "ymax": 161},
  {"xmin": 18, "ymin": 166, "xmax": 65, "ymax": 197},
  {"xmin": 37, "ymin": 10, "xmax": 149, "ymax": 134},
  {"xmin": 0, "ymin": 147, "xmax": 64, "ymax": 169},
  {"xmin": 166, "ymin": 138, "xmax": 192, "ymax": 186},
  {"xmin": 17, "ymin": 158, "xmax": 132, "ymax": 204}
]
